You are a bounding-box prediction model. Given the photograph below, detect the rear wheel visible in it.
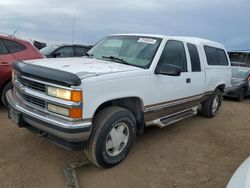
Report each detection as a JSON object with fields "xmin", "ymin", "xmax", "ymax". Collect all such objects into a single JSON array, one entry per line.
[
  {"xmin": 84, "ymin": 106, "xmax": 136, "ymax": 168},
  {"xmin": 200, "ymin": 89, "xmax": 221, "ymax": 118},
  {"xmin": 1, "ymin": 81, "xmax": 12, "ymax": 108},
  {"xmin": 237, "ymin": 88, "xmax": 246, "ymax": 102}
]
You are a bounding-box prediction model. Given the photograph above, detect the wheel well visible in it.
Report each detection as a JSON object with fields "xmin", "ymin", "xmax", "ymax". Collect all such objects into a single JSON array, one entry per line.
[
  {"xmin": 217, "ymin": 84, "xmax": 225, "ymax": 93},
  {"xmin": 0, "ymin": 79, "xmax": 11, "ymax": 95},
  {"xmin": 94, "ymin": 97, "xmax": 145, "ymax": 135}
]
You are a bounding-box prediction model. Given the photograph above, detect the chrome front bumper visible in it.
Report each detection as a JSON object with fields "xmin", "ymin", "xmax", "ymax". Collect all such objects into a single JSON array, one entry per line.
[{"xmin": 6, "ymin": 90, "xmax": 92, "ymax": 143}]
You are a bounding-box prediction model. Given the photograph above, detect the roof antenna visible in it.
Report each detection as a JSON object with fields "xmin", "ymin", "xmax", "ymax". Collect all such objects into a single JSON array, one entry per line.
[
  {"xmin": 12, "ymin": 30, "xmax": 18, "ymax": 36},
  {"xmin": 71, "ymin": 15, "xmax": 75, "ymax": 44}
]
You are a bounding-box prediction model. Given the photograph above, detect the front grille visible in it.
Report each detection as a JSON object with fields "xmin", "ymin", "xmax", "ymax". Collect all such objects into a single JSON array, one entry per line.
[
  {"xmin": 17, "ymin": 76, "xmax": 46, "ymax": 93},
  {"xmin": 22, "ymin": 94, "xmax": 46, "ymax": 109}
]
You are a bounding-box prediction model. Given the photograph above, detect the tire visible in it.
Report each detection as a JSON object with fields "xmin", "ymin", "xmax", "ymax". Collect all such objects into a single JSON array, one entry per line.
[
  {"xmin": 237, "ymin": 88, "xmax": 245, "ymax": 102},
  {"xmin": 1, "ymin": 81, "xmax": 13, "ymax": 108},
  {"xmin": 200, "ymin": 88, "xmax": 221, "ymax": 118},
  {"xmin": 84, "ymin": 106, "xmax": 137, "ymax": 168}
]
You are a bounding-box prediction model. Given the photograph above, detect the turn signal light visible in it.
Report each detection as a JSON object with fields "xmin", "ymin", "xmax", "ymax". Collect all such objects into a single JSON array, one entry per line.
[{"xmin": 70, "ymin": 108, "xmax": 83, "ymax": 118}]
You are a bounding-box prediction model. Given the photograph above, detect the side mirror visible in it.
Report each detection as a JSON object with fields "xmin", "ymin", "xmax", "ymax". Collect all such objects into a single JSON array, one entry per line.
[
  {"xmin": 52, "ymin": 52, "xmax": 61, "ymax": 58},
  {"xmin": 155, "ymin": 64, "xmax": 181, "ymax": 76}
]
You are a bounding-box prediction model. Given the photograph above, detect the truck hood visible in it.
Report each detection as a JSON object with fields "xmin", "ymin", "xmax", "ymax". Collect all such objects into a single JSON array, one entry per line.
[{"xmin": 25, "ymin": 57, "xmax": 141, "ymax": 79}]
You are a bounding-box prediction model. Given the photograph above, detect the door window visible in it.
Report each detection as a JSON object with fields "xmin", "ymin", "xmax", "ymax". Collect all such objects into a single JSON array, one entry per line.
[
  {"xmin": 55, "ymin": 47, "xmax": 74, "ymax": 57},
  {"xmin": 74, "ymin": 47, "xmax": 89, "ymax": 57},
  {"xmin": 158, "ymin": 40, "xmax": 187, "ymax": 72}
]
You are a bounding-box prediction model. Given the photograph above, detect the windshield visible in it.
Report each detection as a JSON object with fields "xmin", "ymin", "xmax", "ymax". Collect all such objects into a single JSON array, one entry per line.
[
  {"xmin": 229, "ymin": 52, "xmax": 247, "ymax": 63},
  {"xmin": 40, "ymin": 45, "xmax": 59, "ymax": 56},
  {"xmin": 87, "ymin": 36, "xmax": 162, "ymax": 68},
  {"xmin": 232, "ymin": 68, "xmax": 250, "ymax": 79}
]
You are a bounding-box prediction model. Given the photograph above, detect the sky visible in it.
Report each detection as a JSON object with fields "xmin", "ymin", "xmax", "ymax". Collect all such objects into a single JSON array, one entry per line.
[{"xmin": 0, "ymin": 0, "xmax": 249, "ymax": 50}]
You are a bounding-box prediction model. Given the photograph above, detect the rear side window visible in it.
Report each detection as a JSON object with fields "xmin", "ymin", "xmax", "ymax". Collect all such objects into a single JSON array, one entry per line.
[
  {"xmin": 204, "ymin": 46, "xmax": 229, "ymax": 66},
  {"xmin": 2, "ymin": 39, "xmax": 26, "ymax": 53},
  {"xmin": 0, "ymin": 40, "xmax": 9, "ymax": 55},
  {"xmin": 187, "ymin": 43, "xmax": 201, "ymax": 72},
  {"xmin": 158, "ymin": 40, "xmax": 187, "ymax": 72}
]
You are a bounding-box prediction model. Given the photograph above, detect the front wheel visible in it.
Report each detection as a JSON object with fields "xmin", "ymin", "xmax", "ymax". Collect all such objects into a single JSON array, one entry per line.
[
  {"xmin": 84, "ymin": 106, "xmax": 136, "ymax": 168},
  {"xmin": 200, "ymin": 89, "xmax": 221, "ymax": 118}
]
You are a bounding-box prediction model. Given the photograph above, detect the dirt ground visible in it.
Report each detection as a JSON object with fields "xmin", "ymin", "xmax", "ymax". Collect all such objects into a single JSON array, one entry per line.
[{"xmin": 0, "ymin": 99, "xmax": 250, "ymax": 188}]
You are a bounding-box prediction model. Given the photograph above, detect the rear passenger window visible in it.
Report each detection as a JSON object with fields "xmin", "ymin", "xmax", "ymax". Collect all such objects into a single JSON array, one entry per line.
[
  {"xmin": 204, "ymin": 46, "xmax": 229, "ymax": 66},
  {"xmin": 158, "ymin": 40, "xmax": 187, "ymax": 72},
  {"xmin": 0, "ymin": 40, "xmax": 9, "ymax": 55},
  {"xmin": 187, "ymin": 43, "xmax": 201, "ymax": 72},
  {"xmin": 2, "ymin": 39, "xmax": 26, "ymax": 53}
]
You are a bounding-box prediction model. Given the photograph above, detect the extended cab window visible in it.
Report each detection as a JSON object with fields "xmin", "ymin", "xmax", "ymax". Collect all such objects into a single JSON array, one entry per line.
[
  {"xmin": 204, "ymin": 46, "xmax": 228, "ymax": 66},
  {"xmin": 2, "ymin": 39, "xmax": 26, "ymax": 53},
  {"xmin": 187, "ymin": 43, "xmax": 201, "ymax": 72},
  {"xmin": 158, "ymin": 40, "xmax": 187, "ymax": 72}
]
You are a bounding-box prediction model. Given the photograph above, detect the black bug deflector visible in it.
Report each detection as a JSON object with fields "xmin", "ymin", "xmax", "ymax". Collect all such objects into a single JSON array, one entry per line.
[{"xmin": 13, "ymin": 61, "xmax": 81, "ymax": 87}]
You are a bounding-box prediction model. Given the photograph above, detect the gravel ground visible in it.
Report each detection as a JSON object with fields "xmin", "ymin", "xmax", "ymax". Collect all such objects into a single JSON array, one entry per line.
[{"xmin": 0, "ymin": 99, "xmax": 250, "ymax": 188}]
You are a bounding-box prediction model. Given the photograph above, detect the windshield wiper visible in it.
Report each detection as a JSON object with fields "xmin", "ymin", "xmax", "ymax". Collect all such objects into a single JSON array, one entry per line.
[{"xmin": 102, "ymin": 56, "xmax": 131, "ymax": 66}]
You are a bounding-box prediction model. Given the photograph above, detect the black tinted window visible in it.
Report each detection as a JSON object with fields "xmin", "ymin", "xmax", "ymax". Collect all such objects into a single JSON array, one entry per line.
[
  {"xmin": 217, "ymin": 49, "xmax": 229, "ymax": 65},
  {"xmin": 187, "ymin": 43, "xmax": 201, "ymax": 72},
  {"xmin": 204, "ymin": 46, "xmax": 228, "ymax": 66},
  {"xmin": 55, "ymin": 47, "xmax": 73, "ymax": 57},
  {"xmin": 0, "ymin": 40, "xmax": 9, "ymax": 55},
  {"xmin": 158, "ymin": 40, "xmax": 187, "ymax": 72},
  {"xmin": 246, "ymin": 55, "xmax": 250, "ymax": 67},
  {"xmin": 2, "ymin": 39, "xmax": 26, "ymax": 53},
  {"xmin": 75, "ymin": 47, "xmax": 89, "ymax": 56}
]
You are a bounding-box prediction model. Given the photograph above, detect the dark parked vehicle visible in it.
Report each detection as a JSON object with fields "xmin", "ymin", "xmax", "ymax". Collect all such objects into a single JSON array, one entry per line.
[
  {"xmin": 226, "ymin": 67, "xmax": 250, "ymax": 101},
  {"xmin": 0, "ymin": 35, "xmax": 44, "ymax": 107},
  {"xmin": 228, "ymin": 51, "xmax": 250, "ymax": 67},
  {"xmin": 40, "ymin": 44, "xmax": 92, "ymax": 58}
]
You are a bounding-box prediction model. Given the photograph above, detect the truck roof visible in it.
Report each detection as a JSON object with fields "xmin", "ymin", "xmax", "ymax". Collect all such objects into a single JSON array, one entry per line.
[
  {"xmin": 111, "ymin": 33, "xmax": 225, "ymax": 49},
  {"xmin": 228, "ymin": 50, "xmax": 250, "ymax": 53}
]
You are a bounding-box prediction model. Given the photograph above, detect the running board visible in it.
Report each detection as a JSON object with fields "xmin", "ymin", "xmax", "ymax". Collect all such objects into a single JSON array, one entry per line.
[{"xmin": 146, "ymin": 107, "xmax": 198, "ymax": 128}]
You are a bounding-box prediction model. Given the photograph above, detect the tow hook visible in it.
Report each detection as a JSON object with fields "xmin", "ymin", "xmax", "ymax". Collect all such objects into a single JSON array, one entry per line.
[{"xmin": 64, "ymin": 159, "xmax": 90, "ymax": 188}]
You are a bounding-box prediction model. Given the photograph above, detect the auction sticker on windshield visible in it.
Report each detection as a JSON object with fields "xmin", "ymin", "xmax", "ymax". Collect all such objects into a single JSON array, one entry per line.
[{"xmin": 138, "ymin": 38, "xmax": 157, "ymax": 44}]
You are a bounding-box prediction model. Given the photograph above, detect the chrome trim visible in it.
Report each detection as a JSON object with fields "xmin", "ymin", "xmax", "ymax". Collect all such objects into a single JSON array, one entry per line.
[
  {"xmin": 13, "ymin": 79, "xmax": 82, "ymax": 108},
  {"xmin": 7, "ymin": 90, "xmax": 91, "ymax": 129},
  {"xmin": 14, "ymin": 91, "xmax": 82, "ymax": 122},
  {"xmin": 21, "ymin": 75, "xmax": 82, "ymax": 91},
  {"xmin": 144, "ymin": 92, "xmax": 212, "ymax": 113},
  {"xmin": 146, "ymin": 106, "xmax": 198, "ymax": 127}
]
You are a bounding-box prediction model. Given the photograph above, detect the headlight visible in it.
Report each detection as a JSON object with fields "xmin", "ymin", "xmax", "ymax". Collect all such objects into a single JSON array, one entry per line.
[
  {"xmin": 47, "ymin": 103, "xmax": 82, "ymax": 118},
  {"xmin": 47, "ymin": 86, "xmax": 82, "ymax": 102}
]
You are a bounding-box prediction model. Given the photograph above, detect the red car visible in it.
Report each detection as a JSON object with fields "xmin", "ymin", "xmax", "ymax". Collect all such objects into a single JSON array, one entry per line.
[{"xmin": 0, "ymin": 35, "xmax": 44, "ymax": 107}]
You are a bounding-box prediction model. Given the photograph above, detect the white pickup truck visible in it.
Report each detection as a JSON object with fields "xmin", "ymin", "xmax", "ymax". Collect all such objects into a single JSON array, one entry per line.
[{"xmin": 7, "ymin": 34, "xmax": 231, "ymax": 168}]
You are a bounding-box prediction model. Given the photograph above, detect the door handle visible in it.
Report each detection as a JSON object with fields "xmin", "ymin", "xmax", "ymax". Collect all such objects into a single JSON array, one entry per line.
[
  {"xmin": 0, "ymin": 62, "xmax": 10, "ymax": 66},
  {"xmin": 186, "ymin": 78, "xmax": 191, "ymax": 83}
]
